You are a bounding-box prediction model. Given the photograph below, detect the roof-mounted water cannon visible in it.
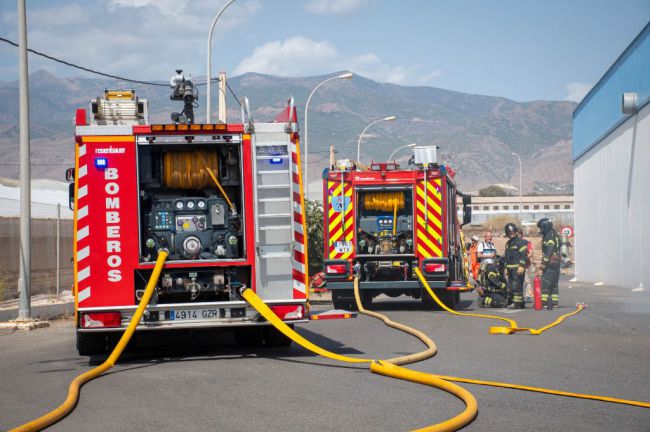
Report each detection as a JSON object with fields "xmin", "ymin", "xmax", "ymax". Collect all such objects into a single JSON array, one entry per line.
[{"xmin": 170, "ymin": 69, "xmax": 198, "ymax": 124}]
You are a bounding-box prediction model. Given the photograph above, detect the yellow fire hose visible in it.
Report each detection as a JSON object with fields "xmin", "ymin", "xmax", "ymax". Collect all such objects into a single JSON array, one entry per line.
[
  {"xmin": 242, "ymin": 285, "xmax": 479, "ymax": 432},
  {"xmin": 12, "ymin": 250, "xmax": 649, "ymax": 431},
  {"xmin": 414, "ymin": 267, "xmax": 585, "ymax": 335},
  {"xmin": 10, "ymin": 250, "xmax": 169, "ymax": 432}
]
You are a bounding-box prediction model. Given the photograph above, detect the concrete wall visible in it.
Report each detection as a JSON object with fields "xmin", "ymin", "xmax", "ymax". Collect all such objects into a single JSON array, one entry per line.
[{"xmin": 574, "ymin": 102, "xmax": 649, "ymax": 289}]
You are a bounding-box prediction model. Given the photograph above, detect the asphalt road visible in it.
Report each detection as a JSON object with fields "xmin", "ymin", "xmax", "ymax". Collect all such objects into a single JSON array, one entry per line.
[{"xmin": 1, "ymin": 279, "xmax": 649, "ymax": 431}]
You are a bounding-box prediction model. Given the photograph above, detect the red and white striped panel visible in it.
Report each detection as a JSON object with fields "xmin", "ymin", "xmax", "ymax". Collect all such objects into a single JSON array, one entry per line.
[
  {"xmin": 75, "ymin": 143, "xmax": 92, "ymax": 306},
  {"xmin": 290, "ymin": 133, "xmax": 307, "ymax": 299}
]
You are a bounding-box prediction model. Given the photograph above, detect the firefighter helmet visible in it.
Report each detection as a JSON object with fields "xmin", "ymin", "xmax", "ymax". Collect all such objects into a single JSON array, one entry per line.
[
  {"xmin": 504, "ymin": 223, "xmax": 518, "ymax": 235},
  {"xmin": 537, "ymin": 218, "xmax": 553, "ymax": 233}
]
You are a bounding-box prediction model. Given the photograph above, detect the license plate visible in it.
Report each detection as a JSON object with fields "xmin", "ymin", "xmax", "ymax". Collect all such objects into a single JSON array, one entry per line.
[{"xmin": 169, "ymin": 308, "xmax": 220, "ymax": 321}]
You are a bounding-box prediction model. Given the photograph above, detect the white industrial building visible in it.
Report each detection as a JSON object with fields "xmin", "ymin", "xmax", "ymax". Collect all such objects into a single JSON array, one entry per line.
[{"xmin": 573, "ymin": 22, "xmax": 649, "ymax": 290}]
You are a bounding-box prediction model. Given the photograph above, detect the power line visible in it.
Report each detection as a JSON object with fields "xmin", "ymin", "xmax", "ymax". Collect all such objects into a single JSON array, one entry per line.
[
  {"xmin": 0, "ymin": 36, "xmax": 246, "ymax": 116},
  {"xmin": 0, "ymin": 36, "xmax": 219, "ymax": 87},
  {"xmin": 225, "ymin": 81, "xmax": 241, "ymax": 107}
]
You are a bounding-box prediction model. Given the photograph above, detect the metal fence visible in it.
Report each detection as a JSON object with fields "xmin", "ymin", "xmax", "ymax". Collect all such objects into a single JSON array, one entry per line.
[{"xmin": 0, "ymin": 199, "xmax": 73, "ymax": 302}]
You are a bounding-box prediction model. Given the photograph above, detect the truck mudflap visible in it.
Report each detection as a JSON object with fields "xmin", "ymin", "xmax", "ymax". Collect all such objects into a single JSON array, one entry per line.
[{"xmin": 77, "ymin": 299, "xmax": 308, "ymax": 332}]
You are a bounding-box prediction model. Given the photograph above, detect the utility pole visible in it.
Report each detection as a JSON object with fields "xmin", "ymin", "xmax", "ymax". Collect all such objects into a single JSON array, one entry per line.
[{"xmin": 17, "ymin": 0, "xmax": 32, "ymax": 321}]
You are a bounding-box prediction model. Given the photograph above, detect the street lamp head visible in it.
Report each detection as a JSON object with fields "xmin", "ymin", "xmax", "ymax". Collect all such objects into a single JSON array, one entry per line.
[
  {"xmin": 384, "ymin": 115, "xmax": 397, "ymax": 121},
  {"xmin": 337, "ymin": 72, "xmax": 354, "ymax": 80},
  {"xmin": 406, "ymin": 143, "xmax": 417, "ymax": 148}
]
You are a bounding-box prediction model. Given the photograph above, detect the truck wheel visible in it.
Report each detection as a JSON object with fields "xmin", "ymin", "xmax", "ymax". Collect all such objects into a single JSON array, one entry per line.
[
  {"xmin": 233, "ymin": 327, "xmax": 264, "ymax": 347},
  {"xmin": 360, "ymin": 290, "xmax": 374, "ymax": 309},
  {"xmin": 264, "ymin": 325, "xmax": 293, "ymax": 347},
  {"xmin": 439, "ymin": 290, "xmax": 457, "ymax": 310},
  {"xmin": 420, "ymin": 288, "xmax": 438, "ymax": 310},
  {"xmin": 332, "ymin": 290, "xmax": 357, "ymax": 311},
  {"xmin": 76, "ymin": 332, "xmax": 106, "ymax": 356}
]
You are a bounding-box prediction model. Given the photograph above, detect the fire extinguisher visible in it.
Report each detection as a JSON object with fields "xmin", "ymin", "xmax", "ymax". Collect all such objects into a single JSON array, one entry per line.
[{"xmin": 534, "ymin": 276, "xmax": 542, "ymax": 310}]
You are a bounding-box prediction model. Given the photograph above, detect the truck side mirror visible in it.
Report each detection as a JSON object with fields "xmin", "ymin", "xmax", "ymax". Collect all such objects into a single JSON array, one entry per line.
[
  {"xmin": 65, "ymin": 167, "xmax": 75, "ymax": 182},
  {"xmin": 68, "ymin": 183, "xmax": 75, "ymax": 211},
  {"xmin": 462, "ymin": 195, "xmax": 472, "ymax": 206},
  {"xmin": 462, "ymin": 205, "xmax": 471, "ymax": 226}
]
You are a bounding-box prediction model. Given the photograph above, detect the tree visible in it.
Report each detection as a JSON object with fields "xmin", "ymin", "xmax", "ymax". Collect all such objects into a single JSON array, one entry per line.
[
  {"xmin": 304, "ymin": 199, "xmax": 324, "ymax": 277},
  {"xmin": 478, "ymin": 185, "xmax": 512, "ymax": 197}
]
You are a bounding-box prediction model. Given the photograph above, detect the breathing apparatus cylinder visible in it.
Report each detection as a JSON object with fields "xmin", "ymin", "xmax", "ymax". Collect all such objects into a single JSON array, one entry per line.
[{"xmin": 560, "ymin": 233, "xmax": 569, "ymax": 258}]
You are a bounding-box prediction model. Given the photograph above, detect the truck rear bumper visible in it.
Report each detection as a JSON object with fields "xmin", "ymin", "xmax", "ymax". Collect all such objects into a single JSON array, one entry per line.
[
  {"xmin": 77, "ymin": 299, "xmax": 308, "ymax": 332},
  {"xmin": 327, "ymin": 280, "xmax": 448, "ymax": 290}
]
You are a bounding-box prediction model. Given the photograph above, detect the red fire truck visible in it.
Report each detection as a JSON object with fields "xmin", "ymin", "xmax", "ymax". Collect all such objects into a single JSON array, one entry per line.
[
  {"xmin": 67, "ymin": 84, "xmax": 308, "ymax": 355},
  {"xmin": 322, "ymin": 146, "xmax": 472, "ymax": 310}
]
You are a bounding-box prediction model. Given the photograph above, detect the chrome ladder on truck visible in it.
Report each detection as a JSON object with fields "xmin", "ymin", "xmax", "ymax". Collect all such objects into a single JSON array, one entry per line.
[{"xmin": 252, "ymin": 122, "xmax": 296, "ymax": 300}]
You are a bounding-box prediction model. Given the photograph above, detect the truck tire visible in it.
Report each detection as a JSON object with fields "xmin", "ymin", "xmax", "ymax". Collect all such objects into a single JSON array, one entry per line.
[
  {"xmin": 420, "ymin": 288, "xmax": 438, "ymax": 310},
  {"xmin": 76, "ymin": 332, "xmax": 106, "ymax": 356},
  {"xmin": 264, "ymin": 325, "xmax": 293, "ymax": 347},
  {"xmin": 233, "ymin": 327, "xmax": 264, "ymax": 347},
  {"xmin": 421, "ymin": 288, "xmax": 457, "ymax": 310},
  {"xmin": 332, "ymin": 290, "xmax": 357, "ymax": 311},
  {"xmin": 360, "ymin": 290, "xmax": 373, "ymax": 309},
  {"xmin": 439, "ymin": 290, "xmax": 457, "ymax": 310}
]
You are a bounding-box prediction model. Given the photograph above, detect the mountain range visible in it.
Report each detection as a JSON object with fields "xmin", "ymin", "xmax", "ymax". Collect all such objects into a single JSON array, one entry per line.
[{"xmin": 0, "ymin": 69, "xmax": 576, "ymax": 196}]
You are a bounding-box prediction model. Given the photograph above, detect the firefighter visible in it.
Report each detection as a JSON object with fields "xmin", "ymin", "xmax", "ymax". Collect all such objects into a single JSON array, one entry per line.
[
  {"xmin": 537, "ymin": 218, "xmax": 561, "ymax": 307},
  {"xmin": 504, "ymin": 223, "xmax": 528, "ymax": 309},
  {"xmin": 477, "ymin": 256, "xmax": 508, "ymax": 308}
]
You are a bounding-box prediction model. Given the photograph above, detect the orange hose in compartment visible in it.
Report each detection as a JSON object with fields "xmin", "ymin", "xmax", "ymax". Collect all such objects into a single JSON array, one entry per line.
[{"xmin": 163, "ymin": 150, "xmax": 219, "ymax": 189}]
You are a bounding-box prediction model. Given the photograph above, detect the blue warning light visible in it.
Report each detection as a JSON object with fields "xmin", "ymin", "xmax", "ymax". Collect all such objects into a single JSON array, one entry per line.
[
  {"xmin": 94, "ymin": 157, "xmax": 108, "ymax": 169},
  {"xmin": 270, "ymin": 157, "xmax": 283, "ymax": 164}
]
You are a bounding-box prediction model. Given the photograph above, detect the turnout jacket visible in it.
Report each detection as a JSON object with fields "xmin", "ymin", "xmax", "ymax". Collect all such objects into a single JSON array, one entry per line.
[
  {"xmin": 479, "ymin": 262, "xmax": 507, "ymax": 293},
  {"xmin": 505, "ymin": 236, "xmax": 528, "ymax": 269},
  {"xmin": 541, "ymin": 230, "xmax": 561, "ymax": 265}
]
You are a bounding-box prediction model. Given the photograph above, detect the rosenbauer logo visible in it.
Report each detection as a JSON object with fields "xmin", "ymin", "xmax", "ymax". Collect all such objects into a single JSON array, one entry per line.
[{"xmin": 96, "ymin": 147, "xmax": 126, "ymax": 154}]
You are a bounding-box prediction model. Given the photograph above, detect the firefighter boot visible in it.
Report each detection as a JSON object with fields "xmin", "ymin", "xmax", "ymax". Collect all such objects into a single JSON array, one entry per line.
[
  {"xmin": 551, "ymin": 294, "xmax": 559, "ymax": 307},
  {"xmin": 507, "ymin": 294, "xmax": 525, "ymax": 309}
]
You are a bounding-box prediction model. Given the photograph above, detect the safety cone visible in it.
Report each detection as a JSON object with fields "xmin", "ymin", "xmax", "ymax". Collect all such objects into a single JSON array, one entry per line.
[{"xmin": 534, "ymin": 276, "xmax": 542, "ymax": 310}]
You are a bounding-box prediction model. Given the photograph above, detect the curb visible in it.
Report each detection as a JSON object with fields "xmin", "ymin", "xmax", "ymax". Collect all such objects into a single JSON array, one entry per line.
[{"xmin": 0, "ymin": 302, "xmax": 74, "ymax": 323}]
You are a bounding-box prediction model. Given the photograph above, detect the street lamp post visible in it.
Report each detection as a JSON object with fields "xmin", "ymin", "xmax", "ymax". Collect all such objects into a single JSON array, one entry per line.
[
  {"xmin": 512, "ymin": 152, "xmax": 522, "ymax": 223},
  {"xmin": 304, "ymin": 72, "xmax": 353, "ymax": 199},
  {"xmin": 357, "ymin": 116, "xmax": 396, "ymax": 163},
  {"xmin": 17, "ymin": 0, "xmax": 32, "ymax": 320},
  {"xmin": 387, "ymin": 143, "xmax": 416, "ymax": 161},
  {"xmin": 206, "ymin": 0, "xmax": 237, "ymax": 123}
]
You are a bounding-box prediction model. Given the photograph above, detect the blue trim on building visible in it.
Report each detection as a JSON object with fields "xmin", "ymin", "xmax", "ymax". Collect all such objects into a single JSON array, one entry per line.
[{"xmin": 573, "ymin": 21, "xmax": 650, "ymax": 161}]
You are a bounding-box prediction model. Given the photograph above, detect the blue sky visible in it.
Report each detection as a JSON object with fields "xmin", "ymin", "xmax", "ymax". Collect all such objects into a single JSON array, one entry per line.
[{"xmin": 1, "ymin": 0, "xmax": 649, "ymax": 102}]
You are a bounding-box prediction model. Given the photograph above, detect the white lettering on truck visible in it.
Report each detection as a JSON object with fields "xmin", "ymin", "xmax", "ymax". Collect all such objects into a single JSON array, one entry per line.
[{"xmin": 104, "ymin": 167, "xmax": 122, "ymax": 282}]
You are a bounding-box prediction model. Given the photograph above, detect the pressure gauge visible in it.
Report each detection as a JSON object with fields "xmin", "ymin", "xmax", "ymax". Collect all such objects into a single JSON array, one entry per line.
[
  {"xmin": 186, "ymin": 200, "xmax": 195, "ymax": 210},
  {"xmin": 197, "ymin": 200, "xmax": 206, "ymax": 210},
  {"xmin": 175, "ymin": 200, "xmax": 184, "ymax": 210}
]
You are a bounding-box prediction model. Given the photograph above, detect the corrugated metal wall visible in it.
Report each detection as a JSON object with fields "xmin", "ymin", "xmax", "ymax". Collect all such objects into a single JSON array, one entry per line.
[
  {"xmin": 574, "ymin": 103, "xmax": 649, "ymax": 289},
  {"xmin": 573, "ymin": 22, "xmax": 650, "ymax": 160}
]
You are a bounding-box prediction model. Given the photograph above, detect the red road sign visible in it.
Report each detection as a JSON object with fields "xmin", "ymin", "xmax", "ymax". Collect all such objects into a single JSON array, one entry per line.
[{"xmin": 560, "ymin": 225, "xmax": 574, "ymax": 238}]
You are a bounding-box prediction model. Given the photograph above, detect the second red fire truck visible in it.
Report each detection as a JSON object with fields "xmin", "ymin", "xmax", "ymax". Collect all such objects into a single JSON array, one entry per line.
[{"xmin": 322, "ymin": 147, "xmax": 472, "ymax": 310}]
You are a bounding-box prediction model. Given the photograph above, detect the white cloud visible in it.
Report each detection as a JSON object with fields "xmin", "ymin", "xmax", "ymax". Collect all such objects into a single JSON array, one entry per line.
[
  {"xmin": 234, "ymin": 36, "xmax": 441, "ymax": 85},
  {"xmin": 108, "ymin": 0, "xmax": 189, "ymax": 17},
  {"xmin": 0, "ymin": 1, "xmax": 261, "ymax": 82},
  {"xmin": 564, "ymin": 82, "xmax": 591, "ymax": 102},
  {"xmin": 304, "ymin": 0, "xmax": 370, "ymax": 15}
]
